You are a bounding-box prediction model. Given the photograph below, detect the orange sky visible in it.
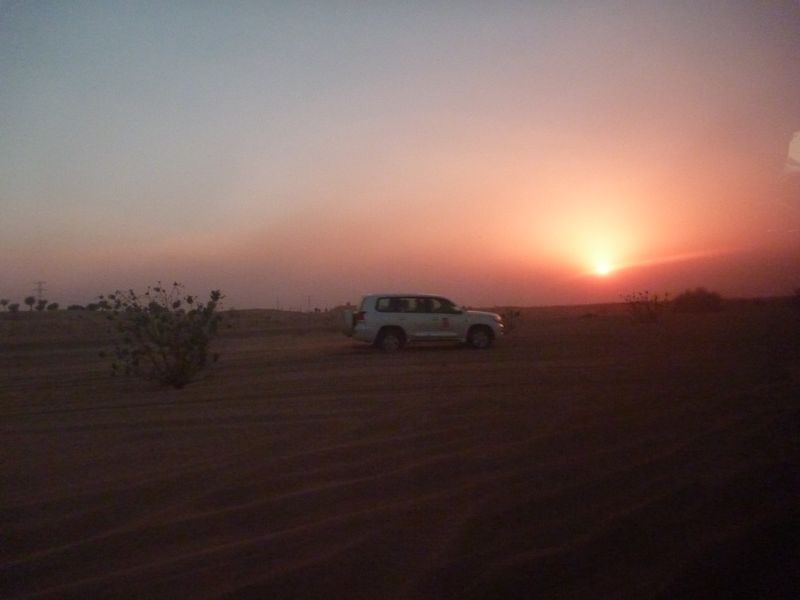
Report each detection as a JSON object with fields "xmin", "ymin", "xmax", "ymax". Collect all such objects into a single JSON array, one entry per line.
[{"xmin": 2, "ymin": 3, "xmax": 799, "ymax": 308}]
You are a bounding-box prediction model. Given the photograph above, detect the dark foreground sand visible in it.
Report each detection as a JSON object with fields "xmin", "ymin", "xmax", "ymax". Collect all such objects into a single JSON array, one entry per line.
[{"xmin": 2, "ymin": 303, "xmax": 798, "ymax": 598}]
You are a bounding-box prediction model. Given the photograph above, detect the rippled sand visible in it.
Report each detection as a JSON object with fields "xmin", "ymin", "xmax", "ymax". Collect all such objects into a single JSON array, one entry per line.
[{"xmin": 2, "ymin": 304, "xmax": 798, "ymax": 598}]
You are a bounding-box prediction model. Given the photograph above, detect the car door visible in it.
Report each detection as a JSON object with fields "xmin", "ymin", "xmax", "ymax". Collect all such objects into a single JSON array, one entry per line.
[
  {"xmin": 426, "ymin": 297, "xmax": 465, "ymax": 339},
  {"xmin": 403, "ymin": 297, "xmax": 433, "ymax": 339}
]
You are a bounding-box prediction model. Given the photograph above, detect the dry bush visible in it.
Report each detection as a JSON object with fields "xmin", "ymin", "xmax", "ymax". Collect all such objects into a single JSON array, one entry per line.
[
  {"xmin": 623, "ymin": 291, "xmax": 668, "ymax": 323},
  {"xmin": 103, "ymin": 282, "xmax": 224, "ymax": 389},
  {"xmin": 673, "ymin": 287, "xmax": 722, "ymax": 313}
]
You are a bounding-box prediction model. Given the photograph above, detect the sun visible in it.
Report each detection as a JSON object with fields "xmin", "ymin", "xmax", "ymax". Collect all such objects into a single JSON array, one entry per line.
[{"xmin": 593, "ymin": 261, "xmax": 614, "ymax": 276}]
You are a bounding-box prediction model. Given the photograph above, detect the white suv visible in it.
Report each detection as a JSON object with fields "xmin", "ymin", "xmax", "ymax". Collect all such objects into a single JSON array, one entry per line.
[{"xmin": 343, "ymin": 293, "xmax": 504, "ymax": 351}]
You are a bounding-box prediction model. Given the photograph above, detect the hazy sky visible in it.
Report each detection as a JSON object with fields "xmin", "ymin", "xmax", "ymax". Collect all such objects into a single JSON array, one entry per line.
[{"xmin": 2, "ymin": 1, "xmax": 799, "ymax": 308}]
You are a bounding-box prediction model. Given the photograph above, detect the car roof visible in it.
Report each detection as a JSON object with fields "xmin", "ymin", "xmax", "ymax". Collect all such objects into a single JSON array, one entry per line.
[{"xmin": 364, "ymin": 293, "xmax": 451, "ymax": 299}]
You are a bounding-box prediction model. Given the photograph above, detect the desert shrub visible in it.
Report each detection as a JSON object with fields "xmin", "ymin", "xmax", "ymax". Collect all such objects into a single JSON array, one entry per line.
[
  {"xmin": 67, "ymin": 304, "xmax": 85, "ymax": 311},
  {"xmin": 104, "ymin": 282, "xmax": 224, "ymax": 389},
  {"xmin": 673, "ymin": 287, "xmax": 722, "ymax": 313},
  {"xmin": 46, "ymin": 302, "xmax": 59, "ymax": 311},
  {"xmin": 623, "ymin": 291, "xmax": 668, "ymax": 323}
]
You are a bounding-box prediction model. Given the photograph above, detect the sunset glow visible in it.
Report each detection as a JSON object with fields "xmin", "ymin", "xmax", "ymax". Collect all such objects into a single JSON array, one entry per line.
[
  {"xmin": 594, "ymin": 262, "xmax": 615, "ymax": 277},
  {"xmin": 1, "ymin": 3, "xmax": 799, "ymax": 307}
]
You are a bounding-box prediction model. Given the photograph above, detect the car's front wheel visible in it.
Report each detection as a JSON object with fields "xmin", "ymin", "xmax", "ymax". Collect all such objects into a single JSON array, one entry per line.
[
  {"xmin": 467, "ymin": 325, "xmax": 493, "ymax": 349},
  {"xmin": 376, "ymin": 328, "xmax": 405, "ymax": 352}
]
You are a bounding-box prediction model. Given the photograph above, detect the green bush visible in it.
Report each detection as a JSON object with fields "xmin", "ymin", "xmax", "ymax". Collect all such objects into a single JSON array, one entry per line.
[
  {"xmin": 104, "ymin": 282, "xmax": 224, "ymax": 389},
  {"xmin": 673, "ymin": 287, "xmax": 722, "ymax": 313}
]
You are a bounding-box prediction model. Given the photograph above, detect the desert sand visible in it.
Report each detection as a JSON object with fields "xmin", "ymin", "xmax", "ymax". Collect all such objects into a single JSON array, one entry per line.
[{"xmin": 2, "ymin": 302, "xmax": 798, "ymax": 598}]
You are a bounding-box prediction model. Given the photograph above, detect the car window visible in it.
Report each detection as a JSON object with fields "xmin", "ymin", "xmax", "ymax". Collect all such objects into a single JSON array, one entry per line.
[
  {"xmin": 375, "ymin": 297, "xmax": 393, "ymax": 312},
  {"xmin": 431, "ymin": 297, "xmax": 459, "ymax": 314},
  {"xmin": 410, "ymin": 297, "xmax": 430, "ymax": 313},
  {"xmin": 374, "ymin": 296, "xmax": 458, "ymax": 313},
  {"xmin": 376, "ymin": 297, "xmax": 416, "ymax": 312}
]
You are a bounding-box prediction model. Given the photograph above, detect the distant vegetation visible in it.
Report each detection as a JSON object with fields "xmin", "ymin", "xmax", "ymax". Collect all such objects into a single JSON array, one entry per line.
[
  {"xmin": 622, "ymin": 288, "xmax": 725, "ymax": 320},
  {"xmin": 102, "ymin": 282, "xmax": 224, "ymax": 389},
  {"xmin": 622, "ymin": 291, "xmax": 668, "ymax": 323},
  {"xmin": 672, "ymin": 287, "xmax": 723, "ymax": 313}
]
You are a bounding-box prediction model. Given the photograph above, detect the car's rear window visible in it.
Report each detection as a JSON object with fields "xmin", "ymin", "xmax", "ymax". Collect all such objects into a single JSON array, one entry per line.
[{"xmin": 375, "ymin": 297, "xmax": 420, "ymax": 312}]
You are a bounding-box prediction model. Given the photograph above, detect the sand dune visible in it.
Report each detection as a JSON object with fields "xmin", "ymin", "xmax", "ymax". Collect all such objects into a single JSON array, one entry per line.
[{"xmin": 2, "ymin": 303, "xmax": 798, "ymax": 598}]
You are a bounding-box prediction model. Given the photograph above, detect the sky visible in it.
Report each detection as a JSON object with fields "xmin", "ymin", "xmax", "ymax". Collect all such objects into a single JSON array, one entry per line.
[{"xmin": 2, "ymin": 1, "xmax": 799, "ymax": 309}]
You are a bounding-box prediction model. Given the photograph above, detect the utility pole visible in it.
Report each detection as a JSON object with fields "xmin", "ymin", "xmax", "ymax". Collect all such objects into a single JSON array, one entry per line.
[{"xmin": 32, "ymin": 280, "xmax": 47, "ymax": 301}]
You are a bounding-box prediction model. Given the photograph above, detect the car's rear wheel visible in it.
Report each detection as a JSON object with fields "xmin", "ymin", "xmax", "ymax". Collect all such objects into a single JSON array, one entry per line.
[
  {"xmin": 377, "ymin": 328, "xmax": 405, "ymax": 352},
  {"xmin": 467, "ymin": 325, "xmax": 492, "ymax": 349}
]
